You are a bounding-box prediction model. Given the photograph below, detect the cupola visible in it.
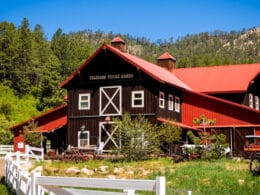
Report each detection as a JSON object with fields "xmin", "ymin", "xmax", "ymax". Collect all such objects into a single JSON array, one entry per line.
[
  {"xmin": 157, "ymin": 52, "xmax": 176, "ymax": 70},
  {"xmin": 111, "ymin": 36, "xmax": 126, "ymax": 52}
]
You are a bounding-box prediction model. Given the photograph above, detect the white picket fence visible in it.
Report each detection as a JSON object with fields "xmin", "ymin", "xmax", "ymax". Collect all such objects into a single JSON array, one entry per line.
[
  {"xmin": 5, "ymin": 147, "xmax": 166, "ymax": 195},
  {"xmin": 0, "ymin": 144, "xmax": 44, "ymax": 162},
  {"xmin": 0, "ymin": 145, "xmax": 13, "ymax": 157}
]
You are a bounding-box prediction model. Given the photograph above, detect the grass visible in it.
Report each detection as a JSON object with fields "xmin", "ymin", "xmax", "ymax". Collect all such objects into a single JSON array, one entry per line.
[
  {"xmin": 159, "ymin": 159, "xmax": 260, "ymax": 194},
  {"xmin": 0, "ymin": 177, "xmax": 15, "ymax": 195},
  {"xmin": 20, "ymin": 158, "xmax": 260, "ymax": 194}
]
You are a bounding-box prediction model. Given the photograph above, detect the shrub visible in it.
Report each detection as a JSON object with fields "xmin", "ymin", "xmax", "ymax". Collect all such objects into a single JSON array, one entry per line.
[{"xmin": 113, "ymin": 113, "xmax": 160, "ymax": 161}]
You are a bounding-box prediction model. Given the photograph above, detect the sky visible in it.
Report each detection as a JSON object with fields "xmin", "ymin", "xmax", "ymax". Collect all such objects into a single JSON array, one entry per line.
[{"xmin": 0, "ymin": 0, "xmax": 260, "ymax": 42}]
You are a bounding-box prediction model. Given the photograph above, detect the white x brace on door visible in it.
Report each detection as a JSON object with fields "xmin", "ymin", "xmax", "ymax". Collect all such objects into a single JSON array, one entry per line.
[
  {"xmin": 99, "ymin": 122, "xmax": 120, "ymax": 149},
  {"xmin": 99, "ymin": 86, "xmax": 122, "ymax": 116}
]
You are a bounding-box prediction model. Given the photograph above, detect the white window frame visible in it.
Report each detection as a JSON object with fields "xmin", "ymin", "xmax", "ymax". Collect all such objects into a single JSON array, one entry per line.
[
  {"xmin": 78, "ymin": 93, "xmax": 91, "ymax": 110},
  {"xmin": 255, "ymin": 96, "xmax": 259, "ymax": 110},
  {"xmin": 168, "ymin": 94, "xmax": 174, "ymax": 111},
  {"xmin": 78, "ymin": 130, "xmax": 90, "ymax": 148},
  {"xmin": 175, "ymin": 96, "xmax": 180, "ymax": 112},
  {"xmin": 132, "ymin": 90, "xmax": 144, "ymax": 108},
  {"xmin": 249, "ymin": 93, "xmax": 253, "ymax": 108},
  {"xmin": 159, "ymin": 91, "xmax": 165, "ymax": 108}
]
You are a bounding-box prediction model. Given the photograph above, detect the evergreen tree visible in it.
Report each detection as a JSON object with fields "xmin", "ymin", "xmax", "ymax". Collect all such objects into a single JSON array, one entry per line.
[
  {"xmin": 13, "ymin": 18, "xmax": 33, "ymax": 94},
  {"xmin": 0, "ymin": 21, "xmax": 17, "ymax": 82}
]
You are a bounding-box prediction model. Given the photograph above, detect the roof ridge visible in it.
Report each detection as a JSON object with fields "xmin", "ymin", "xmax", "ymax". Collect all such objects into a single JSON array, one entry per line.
[{"xmin": 176, "ymin": 63, "xmax": 260, "ymax": 70}]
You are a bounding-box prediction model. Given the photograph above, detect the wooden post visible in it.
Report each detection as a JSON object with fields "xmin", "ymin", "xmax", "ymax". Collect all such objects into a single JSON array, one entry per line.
[
  {"xmin": 16, "ymin": 151, "xmax": 20, "ymax": 163},
  {"xmin": 156, "ymin": 176, "xmax": 166, "ymax": 195},
  {"xmin": 40, "ymin": 147, "xmax": 44, "ymax": 161},
  {"xmin": 31, "ymin": 172, "xmax": 41, "ymax": 195}
]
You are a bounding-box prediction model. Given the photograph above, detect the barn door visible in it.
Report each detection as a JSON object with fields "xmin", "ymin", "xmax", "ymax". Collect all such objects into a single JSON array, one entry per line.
[
  {"xmin": 99, "ymin": 122, "xmax": 120, "ymax": 150},
  {"xmin": 99, "ymin": 86, "xmax": 122, "ymax": 116}
]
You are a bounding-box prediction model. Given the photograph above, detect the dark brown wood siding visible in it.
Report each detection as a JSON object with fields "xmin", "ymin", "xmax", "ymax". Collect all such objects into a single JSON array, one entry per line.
[
  {"xmin": 65, "ymin": 48, "xmax": 183, "ymax": 147},
  {"xmin": 156, "ymin": 83, "xmax": 182, "ymax": 121}
]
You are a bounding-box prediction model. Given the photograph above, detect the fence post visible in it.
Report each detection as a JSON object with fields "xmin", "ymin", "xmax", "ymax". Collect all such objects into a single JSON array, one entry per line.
[
  {"xmin": 40, "ymin": 147, "xmax": 44, "ymax": 161},
  {"xmin": 31, "ymin": 172, "xmax": 41, "ymax": 195},
  {"xmin": 156, "ymin": 176, "xmax": 166, "ymax": 195},
  {"xmin": 16, "ymin": 151, "xmax": 20, "ymax": 163},
  {"xmin": 25, "ymin": 145, "xmax": 29, "ymax": 162}
]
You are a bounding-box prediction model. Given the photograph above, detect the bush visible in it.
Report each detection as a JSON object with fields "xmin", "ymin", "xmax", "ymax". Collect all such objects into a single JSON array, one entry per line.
[
  {"xmin": 187, "ymin": 131, "xmax": 229, "ymax": 160},
  {"xmin": 113, "ymin": 113, "xmax": 161, "ymax": 161}
]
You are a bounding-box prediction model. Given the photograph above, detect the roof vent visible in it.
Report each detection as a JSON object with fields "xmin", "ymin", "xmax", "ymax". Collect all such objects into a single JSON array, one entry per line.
[
  {"xmin": 111, "ymin": 36, "xmax": 126, "ymax": 52},
  {"xmin": 157, "ymin": 52, "xmax": 176, "ymax": 70}
]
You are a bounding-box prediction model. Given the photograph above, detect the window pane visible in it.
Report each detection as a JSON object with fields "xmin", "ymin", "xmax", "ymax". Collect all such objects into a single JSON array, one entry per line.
[
  {"xmin": 134, "ymin": 100, "xmax": 142, "ymax": 105},
  {"xmin": 81, "ymin": 96, "xmax": 89, "ymax": 101},
  {"xmin": 79, "ymin": 132, "xmax": 88, "ymax": 139},
  {"xmin": 135, "ymin": 93, "xmax": 142, "ymax": 98},
  {"xmin": 81, "ymin": 102, "xmax": 89, "ymax": 108}
]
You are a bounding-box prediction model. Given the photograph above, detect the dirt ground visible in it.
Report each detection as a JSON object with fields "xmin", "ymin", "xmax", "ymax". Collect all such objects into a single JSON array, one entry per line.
[{"xmin": 0, "ymin": 158, "xmax": 5, "ymax": 176}]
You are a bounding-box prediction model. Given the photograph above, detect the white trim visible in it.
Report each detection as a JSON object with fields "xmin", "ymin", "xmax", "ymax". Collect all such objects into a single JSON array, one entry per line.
[
  {"xmin": 78, "ymin": 93, "xmax": 90, "ymax": 110},
  {"xmin": 159, "ymin": 91, "xmax": 165, "ymax": 108},
  {"xmin": 168, "ymin": 94, "xmax": 174, "ymax": 111},
  {"xmin": 78, "ymin": 131, "xmax": 90, "ymax": 148},
  {"xmin": 99, "ymin": 86, "xmax": 122, "ymax": 116},
  {"xmin": 132, "ymin": 90, "xmax": 144, "ymax": 108},
  {"xmin": 175, "ymin": 96, "xmax": 180, "ymax": 112}
]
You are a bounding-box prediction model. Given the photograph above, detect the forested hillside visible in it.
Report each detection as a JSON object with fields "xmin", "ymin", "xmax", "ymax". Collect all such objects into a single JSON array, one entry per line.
[{"xmin": 0, "ymin": 18, "xmax": 260, "ymax": 129}]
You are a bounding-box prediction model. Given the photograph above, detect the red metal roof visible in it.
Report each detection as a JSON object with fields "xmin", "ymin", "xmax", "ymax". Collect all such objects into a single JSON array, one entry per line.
[
  {"xmin": 10, "ymin": 104, "xmax": 67, "ymax": 133},
  {"xmin": 182, "ymin": 90, "xmax": 260, "ymax": 127},
  {"xmin": 60, "ymin": 44, "xmax": 191, "ymax": 90},
  {"xmin": 173, "ymin": 63, "xmax": 260, "ymax": 93},
  {"xmin": 157, "ymin": 117, "xmax": 201, "ymax": 132},
  {"xmin": 157, "ymin": 52, "xmax": 176, "ymax": 61},
  {"xmin": 38, "ymin": 115, "xmax": 67, "ymax": 132}
]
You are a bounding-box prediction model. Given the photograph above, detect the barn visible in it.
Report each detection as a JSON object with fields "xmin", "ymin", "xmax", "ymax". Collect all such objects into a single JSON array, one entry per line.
[{"xmin": 10, "ymin": 37, "xmax": 260, "ymax": 156}]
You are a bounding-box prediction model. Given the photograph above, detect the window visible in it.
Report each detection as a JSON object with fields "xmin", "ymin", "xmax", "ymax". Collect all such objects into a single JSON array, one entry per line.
[
  {"xmin": 79, "ymin": 93, "xmax": 90, "ymax": 110},
  {"xmin": 78, "ymin": 131, "xmax": 90, "ymax": 148},
  {"xmin": 249, "ymin": 93, "xmax": 253, "ymax": 108},
  {"xmin": 168, "ymin": 94, "xmax": 174, "ymax": 111},
  {"xmin": 159, "ymin": 91, "xmax": 165, "ymax": 108},
  {"xmin": 175, "ymin": 96, "xmax": 180, "ymax": 112},
  {"xmin": 255, "ymin": 96, "xmax": 259, "ymax": 110},
  {"xmin": 132, "ymin": 91, "xmax": 144, "ymax": 108}
]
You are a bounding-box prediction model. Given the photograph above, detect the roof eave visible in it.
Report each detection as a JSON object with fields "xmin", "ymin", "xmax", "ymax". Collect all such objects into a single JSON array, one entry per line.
[{"xmin": 9, "ymin": 104, "xmax": 67, "ymax": 131}]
